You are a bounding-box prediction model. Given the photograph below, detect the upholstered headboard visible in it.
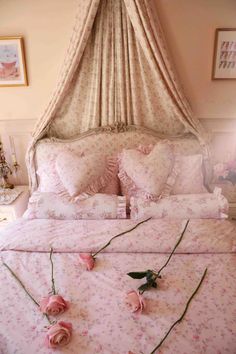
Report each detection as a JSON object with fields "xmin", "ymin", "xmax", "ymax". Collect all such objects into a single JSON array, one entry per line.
[{"xmin": 33, "ymin": 125, "xmax": 210, "ymax": 192}]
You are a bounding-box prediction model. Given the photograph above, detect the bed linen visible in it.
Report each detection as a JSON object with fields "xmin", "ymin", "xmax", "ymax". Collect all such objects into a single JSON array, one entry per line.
[{"xmin": 0, "ymin": 218, "xmax": 235, "ymax": 354}]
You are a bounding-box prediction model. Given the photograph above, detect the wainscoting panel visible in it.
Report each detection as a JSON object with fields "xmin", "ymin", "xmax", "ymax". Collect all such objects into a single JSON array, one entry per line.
[
  {"xmin": 0, "ymin": 118, "xmax": 235, "ymax": 186},
  {"xmin": 0, "ymin": 119, "xmax": 36, "ymax": 185}
]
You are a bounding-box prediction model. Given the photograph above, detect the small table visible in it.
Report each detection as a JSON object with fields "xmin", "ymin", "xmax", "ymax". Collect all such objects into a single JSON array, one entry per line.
[{"xmin": 0, "ymin": 185, "xmax": 29, "ymax": 229}]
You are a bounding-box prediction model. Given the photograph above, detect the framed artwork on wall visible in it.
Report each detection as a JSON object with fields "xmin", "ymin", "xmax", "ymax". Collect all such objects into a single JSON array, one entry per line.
[
  {"xmin": 212, "ymin": 28, "xmax": 236, "ymax": 80},
  {"xmin": 0, "ymin": 36, "xmax": 28, "ymax": 87}
]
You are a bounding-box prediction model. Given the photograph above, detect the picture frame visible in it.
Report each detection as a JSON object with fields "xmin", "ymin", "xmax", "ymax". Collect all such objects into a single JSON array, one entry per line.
[
  {"xmin": 0, "ymin": 36, "xmax": 28, "ymax": 87},
  {"xmin": 212, "ymin": 28, "xmax": 236, "ymax": 80}
]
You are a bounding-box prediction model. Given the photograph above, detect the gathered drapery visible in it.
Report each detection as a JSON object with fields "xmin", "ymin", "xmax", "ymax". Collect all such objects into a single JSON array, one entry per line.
[{"xmin": 27, "ymin": 0, "xmax": 207, "ymax": 190}]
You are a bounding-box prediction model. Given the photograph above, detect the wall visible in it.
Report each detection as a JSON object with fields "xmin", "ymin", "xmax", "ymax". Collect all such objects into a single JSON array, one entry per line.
[
  {"xmin": 0, "ymin": 0, "xmax": 77, "ymax": 183},
  {"xmin": 0, "ymin": 0, "xmax": 236, "ymax": 184},
  {"xmin": 155, "ymin": 0, "xmax": 236, "ymax": 162}
]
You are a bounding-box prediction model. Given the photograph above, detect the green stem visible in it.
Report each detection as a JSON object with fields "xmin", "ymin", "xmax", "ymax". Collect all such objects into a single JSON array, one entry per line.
[
  {"xmin": 49, "ymin": 248, "xmax": 56, "ymax": 295},
  {"xmin": 3, "ymin": 262, "xmax": 40, "ymax": 307},
  {"xmin": 3, "ymin": 262, "xmax": 52, "ymax": 325},
  {"xmin": 157, "ymin": 219, "xmax": 190, "ymax": 277},
  {"xmin": 149, "ymin": 268, "xmax": 208, "ymax": 354},
  {"xmin": 92, "ymin": 217, "xmax": 151, "ymax": 257}
]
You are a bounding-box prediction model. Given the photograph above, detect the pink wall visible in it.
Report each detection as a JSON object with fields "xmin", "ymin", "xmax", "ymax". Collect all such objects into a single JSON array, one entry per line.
[
  {"xmin": 156, "ymin": 0, "xmax": 236, "ymax": 119},
  {"xmin": 155, "ymin": 0, "xmax": 236, "ymax": 120}
]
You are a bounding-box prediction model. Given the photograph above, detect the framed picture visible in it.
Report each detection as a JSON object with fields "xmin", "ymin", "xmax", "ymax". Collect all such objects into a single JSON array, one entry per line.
[
  {"xmin": 212, "ymin": 28, "xmax": 236, "ymax": 80},
  {"xmin": 0, "ymin": 36, "xmax": 28, "ymax": 87}
]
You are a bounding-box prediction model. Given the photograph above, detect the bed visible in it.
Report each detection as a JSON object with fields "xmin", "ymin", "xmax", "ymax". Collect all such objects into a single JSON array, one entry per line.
[{"xmin": 0, "ymin": 127, "xmax": 235, "ymax": 354}]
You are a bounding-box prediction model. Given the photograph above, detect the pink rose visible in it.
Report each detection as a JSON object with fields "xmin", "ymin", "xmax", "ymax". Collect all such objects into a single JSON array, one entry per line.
[
  {"xmin": 40, "ymin": 295, "xmax": 69, "ymax": 316},
  {"xmin": 213, "ymin": 163, "xmax": 227, "ymax": 178},
  {"xmin": 79, "ymin": 253, "xmax": 95, "ymax": 271},
  {"xmin": 126, "ymin": 290, "xmax": 145, "ymax": 313},
  {"xmin": 227, "ymin": 159, "xmax": 236, "ymax": 171},
  {"xmin": 46, "ymin": 321, "xmax": 72, "ymax": 348}
]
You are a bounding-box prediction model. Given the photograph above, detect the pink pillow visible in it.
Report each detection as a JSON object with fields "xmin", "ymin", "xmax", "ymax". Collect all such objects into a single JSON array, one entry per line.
[
  {"xmin": 37, "ymin": 149, "xmax": 119, "ymax": 196},
  {"xmin": 49, "ymin": 150, "xmax": 119, "ymax": 197},
  {"xmin": 171, "ymin": 154, "xmax": 207, "ymax": 194},
  {"xmin": 118, "ymin": 141, "xmax": 175, "ymax": 201},
  {"xmin": 24, "ymin": 192, "xmax": 126, "ymax": 220},
  {"xmin": 130, "ymin": 192, "xmax": 228, "ymax": 220}
]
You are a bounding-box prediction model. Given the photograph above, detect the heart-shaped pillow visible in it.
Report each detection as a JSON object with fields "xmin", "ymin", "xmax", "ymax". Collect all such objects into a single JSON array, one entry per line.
[
  {"xmin": 56, "ymin": 150, "xmax": 118, "ymax": 197},
  {"xmin": 118, "ymin": 141, "xmax": 174, "ymax": 199}
]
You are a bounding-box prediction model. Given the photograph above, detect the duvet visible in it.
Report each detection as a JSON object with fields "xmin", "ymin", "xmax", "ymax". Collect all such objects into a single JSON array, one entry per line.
[{"xmin": 0, "ymin": 218, "xmax": 236, "ymax": 354}]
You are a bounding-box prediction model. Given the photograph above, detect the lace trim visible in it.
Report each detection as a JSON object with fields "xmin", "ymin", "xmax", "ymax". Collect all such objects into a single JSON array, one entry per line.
[{"xmin": 117, "ymin": 196, "xmax": 127, "ymax": 219}]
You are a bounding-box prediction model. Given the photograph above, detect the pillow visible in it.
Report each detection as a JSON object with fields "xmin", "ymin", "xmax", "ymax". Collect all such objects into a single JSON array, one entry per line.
[
  {"xmin": 24, "ymin": 193, "xmax": 126, "ymax": 220},
  {"xmin": 171, "ymin": 154, "xmax": 207, "ymax": 194},
  {"xmin": 118, "ymin": 141, "xmax": 175, "ymax": 202},
  {"xmin": 130, "ymin": 192, "xmax": 228, "ymax": 220},
  {"xmin": 37, "ymin": 149, "xmax": 119, "ymax": 197}
]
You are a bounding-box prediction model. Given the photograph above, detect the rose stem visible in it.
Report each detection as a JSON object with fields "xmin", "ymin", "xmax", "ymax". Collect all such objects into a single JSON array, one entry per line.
[
  {"xmin": 50, "ymin": 248, "xmax": 56, "ymax": 295},
  {"xmin": 3, "ymin": 262, "xmax": 52, "ymax": 325},
  {"xmin": 3, "ymin": 262, "xmax": 40, "ymax": 307},
  {"xmin": 92, "ymin": 217, "xmax": 152, "ymax": 257},
  {"xmin": 157, "ymin": 219, "xmax": 190, "ymax": 277},
  {"xmin": 149, "ymin": 267, "xmax": 207, "ymax": 354}
]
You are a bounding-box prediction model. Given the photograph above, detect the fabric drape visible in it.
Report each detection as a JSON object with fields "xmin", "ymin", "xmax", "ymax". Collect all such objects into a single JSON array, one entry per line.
[{"xmin": 27, "ymin": 0, "xmax": 208, "ymax": 190}]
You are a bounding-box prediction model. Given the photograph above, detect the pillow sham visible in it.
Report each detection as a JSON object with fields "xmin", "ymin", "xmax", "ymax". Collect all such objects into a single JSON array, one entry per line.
[
  {"xmin": 130, "ymin": 192, "xmax": 228, "ymax": 220},
  {"xmin": 118, "ymin": 141, "xmax": 175, "ymax": 202},
  {"xmin": 171, "ymin": 154, "xmax": 207, "ymax": 194},
  {"xmin": 24, "ymin": 192, "xmax": 126, "ymax": 220},
  {"xmin": 37, "ymin": 149, "xmax": 119, "ymax": 197}
]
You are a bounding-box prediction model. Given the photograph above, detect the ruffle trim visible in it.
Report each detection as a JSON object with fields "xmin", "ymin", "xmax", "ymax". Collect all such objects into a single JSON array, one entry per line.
[
  {"xmin": 117, "ymin": 196, "xmax": 127, "ymax": 219},
  {"xmin": 160, "ymin": 155, "xmax": 181, "ymax": 198},
  {"xmin": 213, "ymin": 187, "xmax": 229, "ymax": 218},
  {"xmin": 74, "ymin": 156, "xmax": 118, "ymax": 201}
]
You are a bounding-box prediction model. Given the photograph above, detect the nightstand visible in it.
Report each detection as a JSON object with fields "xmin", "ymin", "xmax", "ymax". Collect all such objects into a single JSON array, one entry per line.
[{"xmin": 0, "ymin": 185, "xmax": 29, "ymax": 229}]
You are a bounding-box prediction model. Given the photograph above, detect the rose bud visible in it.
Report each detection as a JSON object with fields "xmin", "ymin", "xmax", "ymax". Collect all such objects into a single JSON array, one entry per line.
[
  {"xmin": 40, "ymin": 295, "xmax": 69, "ymax": 316},
  {"xmin": 45, "ymin": 321, "xmax": 72, "ymax": 348},
  {"xmin": 79, "ymin": 253, "xmax": 95, "ymax": 271},
  {"xmin": 126, "ymin": 290, "xmax": 145, "ymax": 314}
]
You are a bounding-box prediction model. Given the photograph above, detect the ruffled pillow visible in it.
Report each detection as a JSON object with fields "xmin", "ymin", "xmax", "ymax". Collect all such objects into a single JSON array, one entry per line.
[
  {"xmin": 24, "ymin": 192, "xmax": 126, "ymax": 220},
  {"xmin": 45, "ymin": 150, "xmax": 119, "ymax": 198},
  {"xmin": 118, "ymin": 141, "xmax": 175, "ymax": 202},
  {"xmin": 171, "ymin": 154, "xmax": 207, "ymax": 194},
  {"xmin": 130, "ymin": 191, "xmax": 228, "ymax": 220}
]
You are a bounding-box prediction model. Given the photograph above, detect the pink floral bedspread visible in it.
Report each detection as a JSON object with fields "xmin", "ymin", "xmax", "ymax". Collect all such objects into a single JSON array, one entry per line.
[{"xmin": 0, "ymin": 218, "xmax": 236, "ymax": 354}]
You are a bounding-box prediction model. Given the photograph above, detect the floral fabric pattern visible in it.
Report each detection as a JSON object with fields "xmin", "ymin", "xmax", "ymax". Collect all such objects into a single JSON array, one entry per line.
[
  {"xmin": 0, "ymin": 218, "xmax": 235, "ymax": 353},
  {"xmin": 130, "ymin": 193, "xmax": 228, "ymax": 220},
  {"xmin": 171, "ymin": 154, "xmax": 208, "ymax": 195},
  {"xmin": 36, "ymin": 147, "xmax": 119, "ymax": 197},
  {"xmin": 24, "ymin": 192, "xmax": 126, "ymax": 220},
  {"xmin": 55, "ymin": 150, "xmax": 118, "ymax": 197},
  {"xmin": 118, "ymin": 141, "xmax": 174, "ymax": 201}
]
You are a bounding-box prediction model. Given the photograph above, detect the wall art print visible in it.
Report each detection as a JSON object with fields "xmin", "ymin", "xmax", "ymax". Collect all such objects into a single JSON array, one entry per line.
[
  {"xmin": 0, "ymin": 36, "xmax": 28, "ymax": 87},
  {"xmin": 212, "ymin": 28, "xmax": 236, "ymax": 80}
]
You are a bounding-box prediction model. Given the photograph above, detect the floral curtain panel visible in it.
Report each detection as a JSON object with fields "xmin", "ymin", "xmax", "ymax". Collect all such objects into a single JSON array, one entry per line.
[
  {"xmin": 32, "ymin": 0, "xmax": 205, "ymax": 141},
  {"xmin": 28, "ymin": 0, "xmax": 207, "ymax": 189}
]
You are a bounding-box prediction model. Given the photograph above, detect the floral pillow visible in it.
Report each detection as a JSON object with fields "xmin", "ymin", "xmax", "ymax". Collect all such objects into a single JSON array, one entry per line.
[
  {"xmin": 130, "ymin": 192, "xmax": 228, "ymax": 220},
  {"xmin": 171, "ymin": 154, "xmax": 207, "ymax": 195},
  {"xmin": 37, "ymin": 149, "xmax": 119, "ymax": 197},
  {"xmin": 24, "ymin": 192, "xmax": 126, "ymax": 220},
  {"xmin": 118, "ymin": 141, "xmax": 175, "ymax": 202}
]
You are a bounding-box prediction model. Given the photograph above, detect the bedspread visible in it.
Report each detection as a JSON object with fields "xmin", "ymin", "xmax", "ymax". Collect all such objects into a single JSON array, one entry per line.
[{"xmin": 0, "ymin": 218, "xmax": 236, "ymax": 354}]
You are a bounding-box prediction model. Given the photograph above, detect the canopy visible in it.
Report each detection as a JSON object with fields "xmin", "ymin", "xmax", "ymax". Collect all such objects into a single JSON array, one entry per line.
[{"xmin": 27, "ymin": 0, "xmax": 208, "ymax": 188}]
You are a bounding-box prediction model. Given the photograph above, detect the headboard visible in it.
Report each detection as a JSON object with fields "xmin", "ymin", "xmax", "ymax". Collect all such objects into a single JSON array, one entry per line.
[{"xmin": 33, "ymin": 125, "xmax": 211, "ymax": 192}]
